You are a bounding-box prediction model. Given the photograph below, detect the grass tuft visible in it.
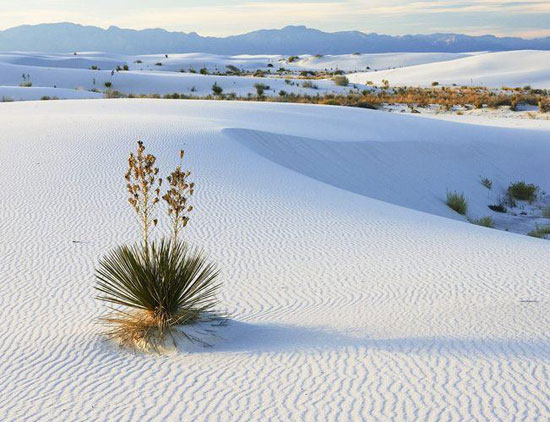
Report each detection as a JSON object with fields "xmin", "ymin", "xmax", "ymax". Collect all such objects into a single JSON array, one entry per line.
[
  {"xmin": 528, "ymin": 224, "xmax": 550, "ymax": 239},
  {"xmin": 446, "ymin": 191, "xmax": 468, "ymax": 215},
  {"xmin": 480, "ymin": 176, "xmax": 492, "ymax": 190},
  {"xmin": 471, "ymin": 216, "xmax": 494, "ymax": 228}
]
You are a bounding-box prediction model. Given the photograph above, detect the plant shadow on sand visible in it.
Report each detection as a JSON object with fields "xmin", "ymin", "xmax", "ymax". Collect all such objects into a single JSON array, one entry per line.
[{"xmin": 181, "ymin": 320, "xmax": 550, "ymax": 359}]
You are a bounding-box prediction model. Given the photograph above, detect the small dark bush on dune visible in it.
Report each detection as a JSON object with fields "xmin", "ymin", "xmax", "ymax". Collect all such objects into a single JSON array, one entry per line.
[
  {"xmin": 489, "ymin": 204, "xmax": 507, "ymax": 213},
  {"xmin": 480, "ymin": 177, "xmax": 492, "ymax": 190},
  {"xmin": 507, "ymin": 181, "xmax": 539, "ymax": 203},
  {"xmin": 212, "ymin": 83, "xmax": 223, "ymax": 96}
]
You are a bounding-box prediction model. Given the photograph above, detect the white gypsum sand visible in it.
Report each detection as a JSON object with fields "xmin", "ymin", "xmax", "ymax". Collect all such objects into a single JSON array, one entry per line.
[
  {"xmin": 348, "ymin": 50, "xmax": 550, "ymax": 88},
  {"xmin": 3, "ymin": 50, "xmax": 544, "ymax": 101},
  {"xmin": 0, "ymin": 100, "xmax": 549, "ymax": 421}
]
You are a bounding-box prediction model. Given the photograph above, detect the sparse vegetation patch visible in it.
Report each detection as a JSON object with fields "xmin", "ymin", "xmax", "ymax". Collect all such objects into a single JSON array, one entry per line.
[
  {"xmin": 446, "ymin": 191, "xmax": 468, "ymax": 215},
  {"xmin": 507, "ymin": 181, "xmax": 539, "ymax": 203}
]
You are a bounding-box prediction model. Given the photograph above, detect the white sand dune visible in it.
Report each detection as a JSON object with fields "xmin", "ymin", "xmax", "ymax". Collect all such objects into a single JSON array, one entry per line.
[
  {"xmin": 0, "ymin": 59, "xmax": 354, "ymax": 98},
  {"xmin": 0, "ymin": 85, "xmax": 103, "ymax": 101},
  {"xmin": 291, "ymin": 52, "xmax": 480, "ymax": 72},
  {"xmin": 349, "ymin": 50, "xmax": 550, "ymax": 88},
  {"xmin": 0, "ymin": 100, "xmax": 549, "ymax": 421},
  {"xmin": 0, "ymin": 51, "xmax": 473, "ymax": 73}
]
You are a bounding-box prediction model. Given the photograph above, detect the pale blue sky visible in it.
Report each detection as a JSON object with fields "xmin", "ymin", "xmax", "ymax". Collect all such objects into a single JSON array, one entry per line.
[{"xmin": 1, "ymin": 0, "xmax": 549, "ymax": 37}]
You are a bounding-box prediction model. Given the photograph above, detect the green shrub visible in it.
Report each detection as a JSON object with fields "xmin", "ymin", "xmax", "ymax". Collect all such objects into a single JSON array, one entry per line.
[
  {"xmin": 254, "ymin": 83, "xmax": 270, "ymax": 96},
  {"xmin": 333, "ymin": 76, "xmax": 349, "ymax": 86},
  {"xmin": 104, "ymin": 82, "xmax": 112, "ymax": 88},
  {"xmin": 446, "ymin": 191, "xmax": 468, "ymax": 215},
  {"xmin": 212, "ymin": 83, "xmax": 223, "ymax": 96},
  {"xmin": 19, "ymin": 81, "xmax": 32, "ymax": 87},
  {"xmin": 507, "ymin": 181, "xmax": 539, "ymax": 203}
]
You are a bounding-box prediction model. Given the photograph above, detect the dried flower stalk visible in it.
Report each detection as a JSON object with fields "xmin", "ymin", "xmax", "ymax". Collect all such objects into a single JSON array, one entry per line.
[
  {"xmin": 125, "ymin": 141, "xmax": 162, "ymax": 253},
  {"xmin": 163, "ymin": 150, "xmax": 194, "ymax": 243}
]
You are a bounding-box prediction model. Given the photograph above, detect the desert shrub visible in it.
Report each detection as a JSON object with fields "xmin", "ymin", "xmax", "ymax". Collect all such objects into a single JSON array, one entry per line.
[
  {"xmin": 96, "ymin": 142, "xmax": 219, "ymax": 351},
  {"xmin": 507, "ymin": 181, "xmax": 539, "ymax": 203},
  {"xmin": 488, "ymin": 204, "xmax": 507, "ymax": 213},
  {"xmin": 226, "ymin": 65, "xmax": 240, "ymax": 75},
  {"xmin": 104, "ymin": 82, "xmax": 112, "ymax": 88},
  {"xmin": 123, "ymin": 64, "xmax": 129, "ymax": 71},
  {"xmin": 302, "ymin": 80, "xmax": 318, "ymax": 89},
  {"xmin": 528, "ymin": 224, "xmax": 550, "ymax": 239},
  {"xmin": 90, "ymin": 65, "xmax": 99, "ymax": 70},
  {"xmin": 333, "ymin": 76, "xmax": 349, "ymax": 87},
  {"xmin": 104, "ymin": 90, "xmax": 126, "ymax": 98},
  {"xmin": 212, "ymin": 83, "xmax": 223, "ymax": 96},
  {"xmin": 480, "ymin": 177, "xmax": 492, "ymax": 190},
  {"xmin": 432, "ymin": 81, "xmax": 439, "ymax": 86},
  {"xmin": 446, "ymin": 191, "xmax": 467, "ymax": 215},
  {"xmin": 279, "ymin": 90, "xmax": 288, "ymax": 96},
  {"xmin": 134, "ymin": 60, "xmax": 143, "ymax": 64},
  {"xmin": 254, "ymin": 83, "xmax": 269, "ymax": 96},
  {"xmin": 200, "ymin": 67, "xmax": 209, "ymax": 75},
  {"xmin": 471, "ymin": 216, "xmax": 494, "ymax": 228},
  {"xmin": 288, "ymin": 56, "xmax": 299, "ymax": 63},
  {"xmin": 155, "ymin": 62, "xmax": 162, "ymax": 66}
]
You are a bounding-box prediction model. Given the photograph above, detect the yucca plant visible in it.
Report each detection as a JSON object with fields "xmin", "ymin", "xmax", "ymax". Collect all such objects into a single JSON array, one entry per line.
[
  {"xmin": 96, "ymin": 239, "xmax": 220, "ymax": 350},
  {"xmin": 96, "ymin": 141, "xmax": 220, "ymax": 351}
]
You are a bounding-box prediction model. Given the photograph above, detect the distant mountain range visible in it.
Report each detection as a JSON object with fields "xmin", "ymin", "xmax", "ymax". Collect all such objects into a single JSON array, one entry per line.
[{"xmin": 1, "ymin": 23, "xmax": 550, "ymax": 54}]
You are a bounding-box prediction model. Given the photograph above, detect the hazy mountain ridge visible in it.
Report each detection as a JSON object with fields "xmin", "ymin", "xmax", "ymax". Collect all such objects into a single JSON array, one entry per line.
[{"xmin": 1, "ymin": 22, "xmax": 550, "ymax": 54}]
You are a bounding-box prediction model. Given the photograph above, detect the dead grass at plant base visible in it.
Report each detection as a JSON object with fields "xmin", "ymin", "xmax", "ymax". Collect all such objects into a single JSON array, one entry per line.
[{"xmin": 100, "ymin": 308, "xmax": 225, "ymax": 352}]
